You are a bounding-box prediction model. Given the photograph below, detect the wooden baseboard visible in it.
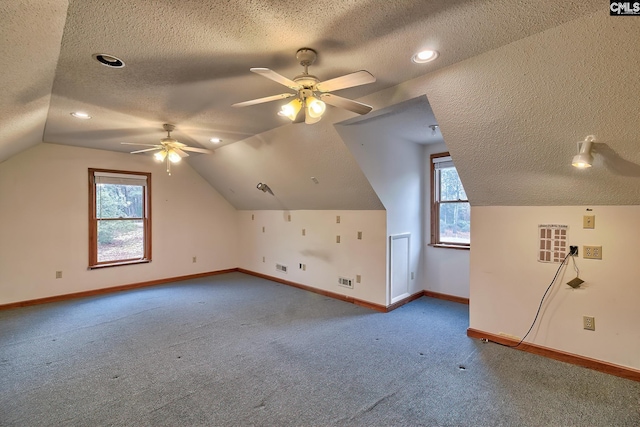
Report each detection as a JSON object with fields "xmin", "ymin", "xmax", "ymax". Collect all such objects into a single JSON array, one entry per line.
[
  {"xmin": 3, "ymin": 267, "xmax": 456, "ymax": 316},
  {"xmin": 237, "ymin": 268, "xmax": 398, "ymax": 312},
  {"xmin": 0, "ymin": 268, "xmax": 239, "ymax": 310},
  {"xmin": 424, "ymin": 290, "xmax": 469, "ymax": 305},
  {"xmin": 467, "ymin": 328, "xmax": 640, "ymax": 383},
  {"xmin": 387, "ymin": 291, "xmax": 425, "ymax": 311}
]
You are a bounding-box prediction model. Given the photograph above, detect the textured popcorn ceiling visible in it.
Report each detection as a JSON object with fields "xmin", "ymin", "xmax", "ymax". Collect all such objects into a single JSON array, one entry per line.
[{"xmin": 3, "ymin": 0, "xmax": 625, "ymax": 209}]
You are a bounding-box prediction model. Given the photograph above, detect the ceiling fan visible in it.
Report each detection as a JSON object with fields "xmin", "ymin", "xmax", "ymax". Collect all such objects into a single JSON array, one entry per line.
[
  {"xmin": 122, "ymin": 124, "xmax": 213, "ymax": 175},
  {"xmin": 232, "ymin": 48, "xmax": 376, "ymax": 124}
]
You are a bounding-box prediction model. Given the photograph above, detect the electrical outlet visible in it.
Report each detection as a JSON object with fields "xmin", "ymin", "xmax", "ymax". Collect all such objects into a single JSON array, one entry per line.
[
  {"xmin": 299, "ymin": 263, "xmax": 306, "ymax": 271},
  {"xmin": 336, "ymin": 215, "xmax": 340, "ymax": 224},
  {"xmin": 302, "ymin": 228, "xmax": 306, "ymax": 236},
  {"xmin": 55, "ymin": 271, "xmax": 62, "ymax": 279},
  {"xmin": 192, "ymin": 256, "xmax": 197, "ymax": 263},
  {"xmin": 583, "ymin": 215, "xmax": 595, "ymax": 229},
  {"xmin": 287, "ymin": 214, "xmax": 291, "ymax": 222},
  {"xmin": 569, "ymin": 245, "xmax": 578, "ymax": 256},
  {"xmin": 583, "ymin": 316, "xmax": 595, "ymax": 331},
  {"xmin": 357, "ymin": 231, "xmax": 362, "ymax": 240},
  {"xmin": 262, "ymin": 226, "xmax": 265, "ymax": 233},
  {"xmin": 411, "ymin": 272, "xmax": 415, "ymax": 280},
  {"xmin": 583, "ymin": 245, "xmax": 602, "ymax": 260},
  {"xmin": 336, "ymin": 235, "xmax": 340, "ymax": 243},
  {"xmin": 356, "ymin": 274, "xmax": 361, "ymax": 283},
  {"xmin": 262, "ymin": 256, "xmax": 265, "ymax": 263},
  {"xmin": 251, "ymin": 214, "xmax": 254, "ymax": 220}
]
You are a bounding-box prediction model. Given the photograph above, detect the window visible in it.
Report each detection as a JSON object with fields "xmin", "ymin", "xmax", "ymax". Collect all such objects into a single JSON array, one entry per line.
[
  {"xmin": 89, "ymin": 169, "xmax": 151, "ymax": 268},
  {"xmin": 430, "ymin": 152, "xmax": 470, "ymax": 248}
]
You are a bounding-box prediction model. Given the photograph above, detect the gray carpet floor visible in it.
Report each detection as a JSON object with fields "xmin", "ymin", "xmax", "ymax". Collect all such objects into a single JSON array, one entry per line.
[{"xmin": 1, "ymin": 272, "xmax": 639, "ymax": 426}]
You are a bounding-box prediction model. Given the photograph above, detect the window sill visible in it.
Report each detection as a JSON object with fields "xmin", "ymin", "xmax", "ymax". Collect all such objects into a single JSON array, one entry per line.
[
  {"xmin": 89, "ymin": 259, "xmax": 151, "ymax": 270},
  {"xmin": 428, "ymin": 244, "xmax": 470, "ymax": 251}
]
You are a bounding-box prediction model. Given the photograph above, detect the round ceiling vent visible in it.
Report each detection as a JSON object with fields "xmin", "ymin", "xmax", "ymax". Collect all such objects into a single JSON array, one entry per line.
[{"xmin": 92, "ymin": 53, "xmax": 125, "ymax": 68}]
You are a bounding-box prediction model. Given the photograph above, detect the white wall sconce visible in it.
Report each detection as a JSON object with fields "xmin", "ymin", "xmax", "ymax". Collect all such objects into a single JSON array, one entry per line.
[{"xmin": 572, "ymin": 135, "xmax": 595, "ymax": 168}]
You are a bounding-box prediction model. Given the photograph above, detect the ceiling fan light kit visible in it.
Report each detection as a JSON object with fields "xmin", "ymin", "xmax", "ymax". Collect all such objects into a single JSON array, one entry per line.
[
  {"xmin": 281, "ymin": 98, "xmax": 303, "ymax": 121},
  {"xmin": 122, "ymin": 123, "xmax": 213, "ymax": 175},
  {"xmin": 233, "ymin": 48, "xmax": 376, "ymax": 124}
]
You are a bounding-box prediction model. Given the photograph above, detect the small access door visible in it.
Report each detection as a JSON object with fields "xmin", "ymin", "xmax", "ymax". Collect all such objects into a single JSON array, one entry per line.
[{"xmin": 389, "ymin": 233, "xmax": 410, "ymax": 304}]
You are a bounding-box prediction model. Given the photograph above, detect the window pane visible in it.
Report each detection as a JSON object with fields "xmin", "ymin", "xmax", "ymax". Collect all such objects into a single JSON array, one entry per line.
[
  {"xmin": 440, "ymin": 167, "xmax": 467, "ymax": 201},
  {"xmin": 439, "ymin": 202, "xmax": 470, "ymax": 244},
  {"xmin": 96, "ymin": 184, "xmax": 143, "ymax": 219},
  {"xmin": 97, "ymin": 220, "xmax": 144, "ymax": 263}
]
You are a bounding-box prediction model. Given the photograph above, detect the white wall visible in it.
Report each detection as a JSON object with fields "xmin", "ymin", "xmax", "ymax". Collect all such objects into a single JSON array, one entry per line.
[
  {"xmin": 423, "ymin": 142, "xmax": 470, "ymax": 299},
  {"xmin": 237, "ymin": 210, "xmax": 387, "ymax": 306},
  {"xmin": 470, "ymin": 206, "xmax": 640, "ymax": 369},
  {"xmin": 0, "ymin": 143, "xmax": 238, "ymax": 304},
  {"xmin": 336, "ymin": 110, "xmax": 425, "ymax": 305}
]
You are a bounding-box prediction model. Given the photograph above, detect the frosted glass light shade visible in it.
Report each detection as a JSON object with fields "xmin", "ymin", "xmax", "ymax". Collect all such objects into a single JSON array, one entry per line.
[
  {"xmin": 167, "ymin": 149, "xmax": 181, "ymax": 163},
  {"xmin": 154, "ymin": 150, "xmax": 167, "ymax": 161},
  {"xmin": 307, "ymin": 97, "xmax": 326, "ymax": 118},
  {"xmin": 280, "ymin": 98, "xmax": 302, "ymax": 121}
]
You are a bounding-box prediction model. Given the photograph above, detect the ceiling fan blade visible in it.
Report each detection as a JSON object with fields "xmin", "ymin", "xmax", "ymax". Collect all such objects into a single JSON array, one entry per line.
[
  {"xmin": 320, "ymin": 93, "xmax": 373, "ymax": 115},
  {"xmin": 173, "ymin": 148, "xmax": 189, "ymax": 158},
  {"xmin": 181, "ymin": 146, "xmax": 213, "ymax": 154},
  {"xmin": 232, "ymin": 93, "xmax": 295, "ymax": 108},
  {"xmin": 121, "ymin": 142, "xmax": 161, "ymax": 147},
  {"xmin": 130, "ymin": 148, "xmax": 161, "ymax": 154},
  {"xmin": 316, "ymin": 70, "xmax": 375, "ymax": 93},
  {"xmin": 251, "ymin": 68, "xmax": 301, "ymax": 90}
]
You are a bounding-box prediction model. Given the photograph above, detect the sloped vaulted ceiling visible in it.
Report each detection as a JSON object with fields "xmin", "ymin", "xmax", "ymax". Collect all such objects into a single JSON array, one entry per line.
[
  {"xmin": 0, "ymin": 1, "xmax": 68, "ymax": 161},
  {"xmin": 3, "ymin": 0, "xmax": 629, "ymax": 210}
]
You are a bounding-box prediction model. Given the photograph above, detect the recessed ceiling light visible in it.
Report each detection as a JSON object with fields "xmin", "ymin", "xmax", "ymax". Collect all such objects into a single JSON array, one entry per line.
[
  {"xmin": 210, "ymin": 138, "xmax": 222, "ymax": 144},
  {"xmin": 92, "ymin": 53, "xmax": 125, "ymax": 68},
  {"xmin": 412, "ymin": 50, "xmax": 439, "ymax": 64},
  {"xmin": 71, "ymin": 111, "xmax": 91, "ymax": 119}
]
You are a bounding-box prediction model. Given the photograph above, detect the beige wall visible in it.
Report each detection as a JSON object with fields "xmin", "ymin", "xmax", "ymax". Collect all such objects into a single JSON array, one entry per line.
[
  {"xmin": 470, "ymin": 206, "xmax": 640, "ymax": 370},
  {"xmin": 237, "ymin": 210, "xmax": 387, "ymax": 306},
  {"xmin": 0, "ymin": 143, "xmax": 238, "ymax": 304}
]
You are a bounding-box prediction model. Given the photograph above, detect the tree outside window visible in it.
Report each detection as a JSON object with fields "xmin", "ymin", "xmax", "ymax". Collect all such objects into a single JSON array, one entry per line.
[{"xmin": 431, "ymin": 153, "xmax": 470, "ymax": 247}]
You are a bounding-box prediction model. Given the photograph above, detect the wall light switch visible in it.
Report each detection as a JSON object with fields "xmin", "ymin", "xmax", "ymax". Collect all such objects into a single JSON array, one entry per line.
[{"xmin": 583, "ymin": 215, "xmax": 595, "ymax": 229}]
